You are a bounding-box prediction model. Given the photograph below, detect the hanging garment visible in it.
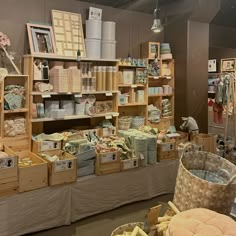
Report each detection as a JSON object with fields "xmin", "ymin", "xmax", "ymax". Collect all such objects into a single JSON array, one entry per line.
[{"xmin": 213, "ymin": 103, "xmax": 224, "ymax": 124}]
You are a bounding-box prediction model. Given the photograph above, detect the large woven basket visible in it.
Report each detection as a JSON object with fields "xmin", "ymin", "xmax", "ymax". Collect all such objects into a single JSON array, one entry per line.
[{"xmin": 173, "ymin": 149, "xmax": 236, "ymax": 214}]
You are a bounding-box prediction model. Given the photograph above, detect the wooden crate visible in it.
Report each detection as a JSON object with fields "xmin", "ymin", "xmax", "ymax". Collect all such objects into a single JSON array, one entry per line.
[
  {"xmin": 192, "ymin": 133, "xmax": 217, "ymax": 154},
  {"xmin": 157, "ymin": 142, "xmax": 177, "ymax": 161},
  {"xmin": 141, "ymin": 42, "xmax": 160, "ymax": 59},
  {"xmin": 39, "ymin": 150, "xmax": 77, "ymax": 186},
  {"xmin": 18, "ymin": 152, "xmax": 48, "ymax": 192},
  {"xmin": 96, "ymin": 151, "xmax": 121, "ymax": 175},
  {"xmin": 0, "ymin": 145, "xmax": 18, "ymax": 196},
  {"xmin": 121, "ymin": 157, "xmax": 140, "ymax": 171},
  {"xmin": 32, "ymin": 139, "xmax": 62, "ymax": 153}
]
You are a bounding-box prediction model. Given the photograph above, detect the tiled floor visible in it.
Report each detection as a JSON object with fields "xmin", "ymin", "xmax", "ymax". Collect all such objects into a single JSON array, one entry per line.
[{"xmin": 28, "ymin": 194, "xmax": 173, "ymax": 236}]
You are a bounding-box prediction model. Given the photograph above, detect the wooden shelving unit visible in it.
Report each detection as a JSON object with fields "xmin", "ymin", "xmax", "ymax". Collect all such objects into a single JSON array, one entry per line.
[
  {"xmin": 0, "ymin": 74, "xmax": 30, "ymax": 152},
  {"xmin": 23, "ymin": 55, "xmax": 119, "ymax": 146}
]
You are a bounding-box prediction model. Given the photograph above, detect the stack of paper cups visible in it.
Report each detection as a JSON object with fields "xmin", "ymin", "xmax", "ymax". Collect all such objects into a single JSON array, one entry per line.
[
  {"xmin": 85, "ymin": 19, "xmax": 102, "ymax": 59},
  {"xmin": 101, "ymin": 21, "xmax": 116, "ymax": 59}
]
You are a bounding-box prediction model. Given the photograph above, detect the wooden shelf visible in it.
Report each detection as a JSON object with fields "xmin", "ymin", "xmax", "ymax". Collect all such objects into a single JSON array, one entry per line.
[
  {"xmin": 161, "ymin": 116, "xmax": 174, "ymax": 120},
  {"xmin": 118, "ymin": 103, "xmax": 147, "ymax": 107},
  {"xmin": 4, "ymin": 108, "xmax": 28, "ymax": 113},
  {"xmin": 24, "ymin": 54, "xmax": 119, "ymax": 62},
  {"xmin": 5, "ymin": 74, "xmax": 28, "ymax": 78},
  {"xmin": 208, "ymin": 91, "xmax": 215, "ymax": 94},
  {"xmin": 118, "ymin": 64, "xmax": 146, "ymax": 69},
  {"xmin": 31, "ymin": 112, "xmax": 119, "ymax": 123},
  {"xmin": 148, "ymin": 94, "xmax": 173, "ymax": 97},
  {"xmin": 2, "ymin": 134, "xmax": 28, "ymax": 140},
  {"xmin": 118, "ymin": 84, "xmax": 145, "ymax": 88},
  {"xmin": 31, "ymin": 91, "xmax": 119, "ymax": 96}
]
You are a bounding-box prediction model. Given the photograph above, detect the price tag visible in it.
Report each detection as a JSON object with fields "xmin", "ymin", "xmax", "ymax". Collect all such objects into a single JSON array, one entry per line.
[
  {"xmin": 74, "ymin": 94, "xmax": 82, "ymax": 98},
  {"xmin": 112, "ymin": 112, "xmax": 119, "ymax": 117},
  {"xmin": 105, "ymin": 92, "xmax": 112, "ymax": 96},
  {"xmin": 140, "ymin": 154, "xmax": 145, "ymax": 160},
  {"xmin": 131, "ymin": 84, "xmax": 137, "ymax": 88},
  {"xmin": 42, "ymin": 94, "xmax": 51, "ymax": 98},
  {"xmin": 54, "ymin": 160, "xmax": 74, "ymax": 172},
  {"xmin": 166, "ymin": 76, "xmax": 171, "ymax": 80},
  {"xmin": 0, "ymin": 157, "xmax": 15, "ymax": 169},
  {"xmin": 153, "ymin": 76, "xmax": 159, "ymax": 80},
  {"xmin": 105, "ymin": 115, "xmax": 112, "ymax": 120}
]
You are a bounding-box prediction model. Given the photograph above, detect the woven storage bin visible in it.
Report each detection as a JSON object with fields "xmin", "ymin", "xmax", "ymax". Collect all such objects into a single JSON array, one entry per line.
[
  {"xmin": 118, "ymin": 116, "xmax": 133, "ymax": 130},
  {"xmin": 173, "ymin": 149, "xmax": 236, "ymax": 214},
  {"xmin": 111, "ymin": 222, "xmax": 145, "ymax": 236},
  {"xmin": 131, "ymin": 116, "xmax": 145, "ymax": 128}
]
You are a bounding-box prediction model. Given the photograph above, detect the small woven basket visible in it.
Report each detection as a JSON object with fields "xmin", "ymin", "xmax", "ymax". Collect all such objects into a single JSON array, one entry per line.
[
  {"xmin": 131, "ymin": 116, "xmax": 145, "ymax": 128},
  {"xmin": 111, "ymin": 222, "xmax": 144, "ymax": 236},
  {"xmin": 118, "ymin": 116, "xmax": 133, "ymax": 130}
]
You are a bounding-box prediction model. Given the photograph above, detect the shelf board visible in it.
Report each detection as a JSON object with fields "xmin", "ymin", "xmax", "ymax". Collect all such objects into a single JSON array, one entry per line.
[
  {"xmin": 5, "ymin": 74, "xmax": 28, "ymax": 78},
  {"xmin": 31, "ymin": 112, "xmax": 119, "ymax": 123},
  {"xmin": 118, "ymin": 103, "xmax": 147, "ymax": 107},
  {"xmin": 148, "ymin": 94, "xmax": 173, "ymax": 97},
  {"xmin": 31, "ymin": 91, "xmax": 119, "ymax": 96},
  {"xmin": 4, "ymin": 108, "xmax": 28, "ymax": 113},
  {"xmin": 208, "ymin": 91, "xmax": 215, "ymax": 94},
  {"xmin": 161, "ymin": 116, "xmax": 174, "ymax": 120},
  {"xmin": 118, "ymin": 64, "xmax": 146, "ymax": 68},
  {"xmin": 24, "ymin": 54, "xmax": 119, "ymax": 62},
  {"xmin": 3, "ymin": 134, "xmax": 28, "ymax": 140},
  {"xmin": 118, "ymin": 84, "xmax": 145, "ymax": 88}
]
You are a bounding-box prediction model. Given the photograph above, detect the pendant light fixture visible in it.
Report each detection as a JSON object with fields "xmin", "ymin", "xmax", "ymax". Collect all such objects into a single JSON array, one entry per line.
[{"xmin": 151, "ymin": 0, "xmax": 163, "ymax": 33}]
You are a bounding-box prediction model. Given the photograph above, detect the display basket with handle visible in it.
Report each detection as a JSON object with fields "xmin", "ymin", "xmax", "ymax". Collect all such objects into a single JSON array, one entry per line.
[{"xmin": 173, "ymin": 144, "xmax": 236, "ymax": 214}]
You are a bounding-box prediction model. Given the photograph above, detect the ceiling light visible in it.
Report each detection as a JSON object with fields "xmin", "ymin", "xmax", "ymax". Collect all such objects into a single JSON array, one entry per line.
[{"xmin": 151, "ymin": 0, "xmax": 163, "ymax": 33}]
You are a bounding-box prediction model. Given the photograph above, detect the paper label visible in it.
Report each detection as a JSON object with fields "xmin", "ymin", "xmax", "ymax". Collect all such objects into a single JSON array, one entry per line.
[
  {"xmin": 112, "ymin": 112, "xmax": 119, "ymax": 117},
  {"xmin": 74, "ymin": 94, "xmax": 82, "ymax": 98},
  {"xmin": 0, "ymin": 157, "xmax": 15, "ymax": 169},
  {"xmin": 105, "ymin": 115, "xmax": 112, "ymax": 120},
  {"xmin": 140, "ymin": 154, "xmax": 145, "ymax": 160},
  {"xmin": 40, "ymin": 141, "xmax": 60, "ymax": 151},
  {"xmin": 166, "ymin": 76, "xmax": 171, "ymax": 80},
  {"xmin": 105, "ymin": 92, "xmax": 113, "ymax": 96},
  {"xmin": 54, "ymin": 160, "xmax": 74, "ymax": 172},
  {"xmin": 153, "ymin": 76, "xmax": 159, "ymax": 80},
  {"xmin": 162, "ymin": 143, "xmax": 175, "ymax": 152},
  {"xmin": 131, "ymin": 84, "xmax": 137, "ymax": 88},
  {"xmin": 123, "ymin": 159, "xmax": 138, "ymax": 170},
  {"xmin": 42, "ymin": 94, "xmax": 51, "ymax": 98},
  {"xmin": 100, "ymin": 152, "xmax": 117, "ymax": 163}
]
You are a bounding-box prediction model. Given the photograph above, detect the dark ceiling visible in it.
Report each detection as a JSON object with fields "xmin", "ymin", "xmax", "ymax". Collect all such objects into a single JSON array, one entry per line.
[
  {"xmin": 79, "ymin": 0, "xmax": 178, "ymax": 14},
  {"xmin": 79, "ymin": 0, "xmax": 236, "ymax": 28}
]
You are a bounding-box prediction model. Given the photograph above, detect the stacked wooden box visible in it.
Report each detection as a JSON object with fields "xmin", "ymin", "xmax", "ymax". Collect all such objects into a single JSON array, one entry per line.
[{"xmin": 157, "ymin": 142, "xmax": 177, "ymax": 161}]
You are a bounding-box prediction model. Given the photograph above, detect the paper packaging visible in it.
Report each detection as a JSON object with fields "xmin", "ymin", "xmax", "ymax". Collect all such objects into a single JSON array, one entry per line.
[
  {"xmin": 45, "ymin": 100, "xmax": 60, "ymax": 118},
  {"xmin": 123, "ymin": 69, "xmax": 134, "ymax": 84},
  {"xmin": 60, "ymin": 100, "xmax": 75, "ymax": 116},
  {"xmin": 50, "ymin": 109, "xmax": 66, "ymax": 119}
]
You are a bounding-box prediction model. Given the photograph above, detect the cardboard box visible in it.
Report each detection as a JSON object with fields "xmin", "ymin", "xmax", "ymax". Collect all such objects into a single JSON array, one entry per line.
[{"xmin": 18, "ymin": 152, "xmax": 48, "ymax": 192}]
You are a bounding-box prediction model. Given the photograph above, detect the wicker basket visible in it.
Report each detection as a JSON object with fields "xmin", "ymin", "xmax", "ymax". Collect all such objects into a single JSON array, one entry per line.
[
  {"xmin": 111, "ymin": 222, "xmax": 144, "ymax": 236},
  {"xmin": 131, "ymin": 116, "xmax": 145, "ymax": 128},
  {"xmin": 173, "ymin": 147, "xmax": 236, "ymax": 214},
  {"xmin": 118, "ymin": 116, "xmax": 133, "ymax": 130}
]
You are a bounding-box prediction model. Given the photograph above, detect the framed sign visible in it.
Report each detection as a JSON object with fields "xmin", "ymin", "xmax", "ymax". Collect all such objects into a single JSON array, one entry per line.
[
  {"xmin": 26, "ymin": 23, "xmax": 56, "ymax": 55},
  {"xmin": 221, "ymin": 58, "xmax": 236, "ymax": 71},
  {"xmin": 89, "ymin": 7, "xmax": 102, "ymax": 20},
  {"xmin": 208, "ymin": 59, "xmax": 217, "ymax": 72}
]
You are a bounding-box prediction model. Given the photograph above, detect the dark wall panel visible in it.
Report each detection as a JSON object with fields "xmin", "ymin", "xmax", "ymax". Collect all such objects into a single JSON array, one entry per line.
[{"xmin": 0, "ymin": 0, "xmax": 163, "ymax": 59}]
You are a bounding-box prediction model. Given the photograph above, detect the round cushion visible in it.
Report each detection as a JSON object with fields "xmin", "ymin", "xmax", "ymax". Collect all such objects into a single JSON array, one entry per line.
[{"xmin": 166, "ymin": 208, "xmax": 236, "ymax": 236}]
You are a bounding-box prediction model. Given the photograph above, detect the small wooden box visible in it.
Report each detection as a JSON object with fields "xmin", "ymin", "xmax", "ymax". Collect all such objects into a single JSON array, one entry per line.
[
  {"xmin": 192, "ymin": 133, "xmax": 217, "ymax": 154},
  {"xmin": 141, "ymin": 42, "xmax": 160, "ymax": 59},
  {"xmin": 39, "ymin": 150, "xmax": 77, "ymax": 186},
  {"xmin": 99, "ymin": 127, "xmax": 116, "ymax": 137},
  {"xmin": 18, "ymin": 152, "xmax": 48, "ymax": 192},
  {"xmin": 157, "ymin": 142, "xmax": 176, "ymax": 161},
  {"xmin": 32, "ymin": 139, "xmax": 62, "ymax": 153},
  {"xmin": 96, "ymin": 151, "xmax": 121, "ymax": 175},
  {"xmin": 121, "ymin": 157, "xmax": 140, "ymax": 171},
  {"xmin": 0, "ymin": 145, "xmax": 18, "ymax": 196}
]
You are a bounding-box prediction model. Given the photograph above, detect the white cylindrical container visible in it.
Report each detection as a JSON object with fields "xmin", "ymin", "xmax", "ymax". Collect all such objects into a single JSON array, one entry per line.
[
  {"xmin": 102, "ymin": 21, "xmax": 116, "ymax": 41},
  {"xmin": 163, "ymin": 85, "xmax": 170, "ymax": 94},
  {"xmin": 101, "ymin": 40, "xmax": 116, "ymax": 59},
  {"xmin": 86, "ymin": 19, "xmax": 102, "ymax": 39},
  {"xmin": 85, "ymin": 39, "xmax": 101, "ymax": 59}
]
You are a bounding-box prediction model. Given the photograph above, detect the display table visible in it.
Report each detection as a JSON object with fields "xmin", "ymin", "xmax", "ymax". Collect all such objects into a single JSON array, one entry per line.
[{"xmin": 0, "ymin": 160, "xmax": 178, "ymax": 236}]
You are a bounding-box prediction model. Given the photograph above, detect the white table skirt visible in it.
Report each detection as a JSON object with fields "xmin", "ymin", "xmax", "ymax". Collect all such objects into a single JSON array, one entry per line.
[{"xmin": 0, "ymin": 160, "xmax": 179, "ymax": 236}]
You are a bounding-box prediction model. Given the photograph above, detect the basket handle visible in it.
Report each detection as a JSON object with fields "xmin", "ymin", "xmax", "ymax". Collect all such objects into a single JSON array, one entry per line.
[
  {"xmin": 216, "ymin": 168, "xmax": 231, "ymax": 180},
  {"xmin": 227, "ymin": 174, "xmax": 236, "ymax": 186}
]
